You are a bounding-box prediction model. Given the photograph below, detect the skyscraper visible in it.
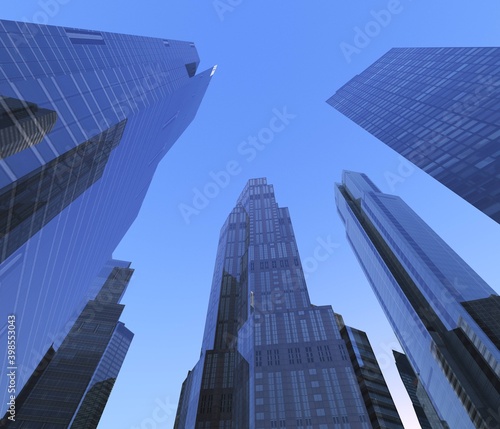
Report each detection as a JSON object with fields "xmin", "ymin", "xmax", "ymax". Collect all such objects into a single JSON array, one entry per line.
[
  {"xmin": 174, "ymin": 178, "xmax": 402, "ymax": 429},
  {"xmin": 336, "ymin": 314, "xmax": 404, "ymax": 429},
  {"xmin": 2, "ymin": 263, "xmax": 134, "ymax": 428},
  {"xmin": 0, "ymin": 95, "xmax": 57, "ymax": 159},
  {"xmin": 0, "ymin": 19, "xmax": 213, "ymax": 412},
  {"xmin": 335, "ymin": 170, "xmax": 500, "ymax": 428},
  {"xmin": 393, "ymin": 351, "xmax": 448, "ymax": 429},
  {"xmin": 328, "ymin": 47, "xmax": 500, "ymax": 223}
]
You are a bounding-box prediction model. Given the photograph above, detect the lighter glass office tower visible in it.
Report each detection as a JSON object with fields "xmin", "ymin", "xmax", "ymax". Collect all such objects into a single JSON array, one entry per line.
[
  {"xmin": 175, "ymin": 179, "xmax": 403, "ymax": 429},
  {"xmin": 328, "ymin": 48, "xmax": 500, "ymax": 223},
  {"xmin": 0, "ymin": 19, "xmax": 214, "ymax": 413},
  {"xmin": 335, "ymin": 171, "xmax": 500, "ymax": 429}
]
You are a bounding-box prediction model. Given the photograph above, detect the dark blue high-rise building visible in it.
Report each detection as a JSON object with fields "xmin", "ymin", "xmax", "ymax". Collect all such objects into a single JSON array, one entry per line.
[
  {"xmin": 0, "ymin": 19, "xmax": 214, "ymax": 413},
  {"xmin": 174, "ymin": 178, "xmax": 402, "ymax": 429},
  {"xmin": 393, "ymin": 351, "xmax": 448, "ymax": 429},
  {"xmin": 0, "ymin": 95, "xmax": 57, "ymax": 159},
  {"xmin": 335, "ymin": 171, "xmax": 500, "ymax": 429},
  {"xmin": 2, "ymin": 262, "xmax": 134, "ymax": 428},
  {"xmin": 336, "ymin": 315, "xmax": 404, "ymax": 429},
  {"xmin": 328, "ymin": 47, "xmax": 500, "ymax": 224}
]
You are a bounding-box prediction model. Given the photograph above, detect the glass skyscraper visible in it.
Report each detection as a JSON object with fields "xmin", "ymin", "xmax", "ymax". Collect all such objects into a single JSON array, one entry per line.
[
  {"xmin": 336, "ymin": 315, "xmax": 404, "ymax": 429},
  {"xmin": 335, "ymin": 170, "xmax": 500, "ymax": 429},
  {"xmin": 328, "ymin": 47, "xmax": 500, "ymax": 223},
  {"xmin": 174, "ymin": 178, "xmax": 402, "ymax": 429},
  {"xmin": 2, "ymin": 263, "xmax": 134, "ymax": 428},
  {"xmin": 0, "ymin": 19, "xmax": 214, "ymax": 413},
  {"xmin": 393, "ymin": 351, "xmax": 448, "ymax": 429}
]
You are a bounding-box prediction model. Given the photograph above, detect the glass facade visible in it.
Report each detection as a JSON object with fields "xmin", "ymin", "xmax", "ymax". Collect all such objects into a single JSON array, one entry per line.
[
  {"xmin": 3, "ymin": 264, "xmax": 134, "ymax": 428},
  {"xmin": 0, "ymin": 119, "xmax": 125, "ymax": 263},
  {"xmin": 175, "ymin": 179, "xmax": 403, "ymax": 428},
  {"xmin": 0, "ymin": 95, "xmax": 57, "ymax": 159},
  {"xmin": 328, "ymin": 47, "xmax": 500, "ymax": 223},
  {"xmin": 393, "ymin": 351, "xmax": 448, "ymax": 429},
  {"xmin": 336, "ymin": 314, "xmax": 404, "ymax": 429},
  {"xmin": 0, "ymin": 19, "xmax": 213, "ymax": 412},
  {"xmin": 335, "ymin": 170, "xmax": 500, "ymax": 429},
  {"xmin": 461, "ymin": 295, "xmax": 500, "ymax": 350}
]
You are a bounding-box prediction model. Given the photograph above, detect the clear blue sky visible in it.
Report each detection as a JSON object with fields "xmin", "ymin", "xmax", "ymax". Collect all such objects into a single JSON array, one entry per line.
[{"xmin": 3, "ymin": 1, "xmax": 500, "ymax": 427}]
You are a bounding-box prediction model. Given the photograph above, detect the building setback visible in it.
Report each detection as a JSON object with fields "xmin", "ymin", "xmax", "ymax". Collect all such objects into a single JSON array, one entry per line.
[
  {"xmin": 1, "ymin": 263, "xmax": 134, "ymax": 428},
  {"xmin": 174, "ymin": 178, "xmax": 403, "ymax": 429},
  {"xmin": 335, "ymin": 170, "xmax": 500, "ymax": 428},
  {"xmin": 328, "ymin": 47, "xmax": 500, "ymax": 224},
  {"xmin": 0, "ymin": 19, "xmax": 213, "ymax": 411}
]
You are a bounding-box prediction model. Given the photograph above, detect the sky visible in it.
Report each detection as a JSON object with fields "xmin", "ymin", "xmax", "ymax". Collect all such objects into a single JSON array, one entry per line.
[{"xmin": 3, "ymin": 1, "xmax": 500, "ymax": 428}]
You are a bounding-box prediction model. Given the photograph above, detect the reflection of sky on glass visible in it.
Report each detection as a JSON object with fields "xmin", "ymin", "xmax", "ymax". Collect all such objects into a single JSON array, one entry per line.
[
  {"xmin": 0, "ymin": 16, "xmax": 213, "ymax": 420},
  {"xmin": 2, "ymin": 2, "xmax": 500, "ymax": 428}
]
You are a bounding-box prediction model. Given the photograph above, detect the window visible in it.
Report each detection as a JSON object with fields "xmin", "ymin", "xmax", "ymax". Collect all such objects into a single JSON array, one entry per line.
[
  {"xmin": 306, "ymin": 346, "xmax": 314, "ymax": 363},
  {"xmin": 317, "ymin": 346, "xmax": 325, "ymax": 362},
  {"xmin": 324, "ymin": 345, "xmax": 333, "ymax": 362},
  {"xmin": 339, "ymin": 344, "xmax": 348, "ymax": 360},
  {"xmin": 65, "ymin": 28, "xmax": 105, "ymax": 45},
  {"xmin": 267, "ymin": 350, "xmax": 273, "ymax": 366},
  {"xmin": 295, "ymin": 348, "xmax": 302, "ymax": 364}
]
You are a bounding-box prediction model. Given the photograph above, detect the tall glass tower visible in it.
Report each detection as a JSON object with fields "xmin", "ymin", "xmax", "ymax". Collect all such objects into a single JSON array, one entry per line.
[
  {"xmin": 174, "ymin": 178, "xmax": 403, "ymax": 429},
  {"xmin": 335, "ymin": 170, "xmax": 500, "ymax": 429},
  {"xmin": 328, "ymin": 47, "xmax": 500, "ymax": 224},
  {"xmin": 0, "ymin": 19, "xmax": 214, "ymax": 412}
]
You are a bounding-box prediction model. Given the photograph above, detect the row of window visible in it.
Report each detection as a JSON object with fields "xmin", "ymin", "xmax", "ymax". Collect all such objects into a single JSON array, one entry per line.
[
  {"xmin": 250, "ymin": 258, "xmax": 299, "ymax": 270},
  {"xmin": 255, "ymin": 345, "xmax": 339, "ymax": 367},
  {"xmin": 198, "ymin": 393, "xmax": 233, "ymax": 415}
]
